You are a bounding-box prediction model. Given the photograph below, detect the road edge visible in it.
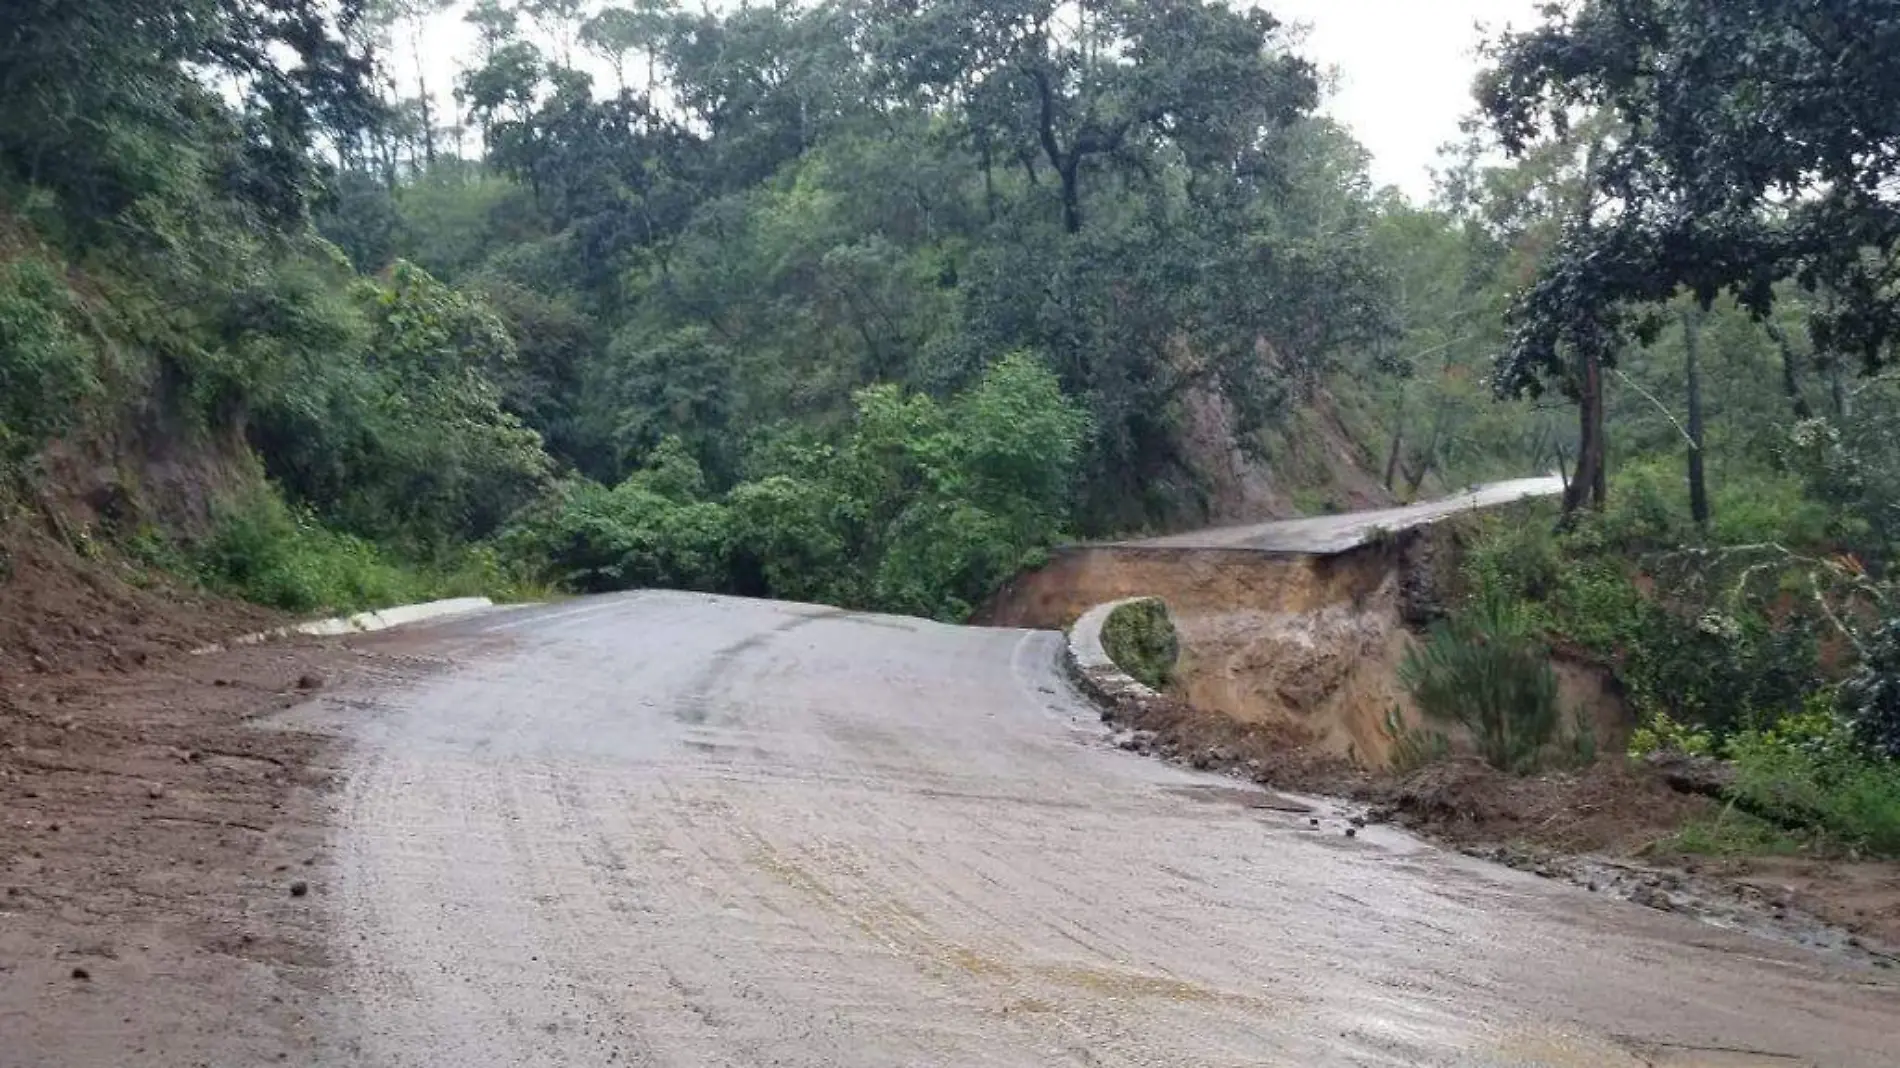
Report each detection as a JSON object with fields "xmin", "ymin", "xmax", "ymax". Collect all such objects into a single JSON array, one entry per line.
[
  {"xmin": 192, "ymin": 596, "xmax": 496, "ymax": 654},
  {"xmin": 1065, "ymin": 597, "xmax": 1167, "ymax": 716}
]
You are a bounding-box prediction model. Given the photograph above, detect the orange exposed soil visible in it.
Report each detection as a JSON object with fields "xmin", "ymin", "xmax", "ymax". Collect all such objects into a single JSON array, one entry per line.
[{"xmin": 986, "ymin": 540, "xmax": 1468, "ymax": 766}]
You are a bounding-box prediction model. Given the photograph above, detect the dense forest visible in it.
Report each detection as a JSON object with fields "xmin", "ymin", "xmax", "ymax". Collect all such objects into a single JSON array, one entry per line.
[{"xmin": 7, "ymin": 2, "xmax": 1900, "ymax": 845}]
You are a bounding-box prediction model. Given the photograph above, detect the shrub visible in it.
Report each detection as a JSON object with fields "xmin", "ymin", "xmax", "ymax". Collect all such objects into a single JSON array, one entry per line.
[
  {"xmin": 500, "ymin": 478, "xmax": 734, "ymax": 595},
  {"xmin": 1725, "ymin": 714, "xmax": 1900, "ymax": 856},
  {"xmin": 195, "ymin": 489, "xmax": 426, "ymax": 613},
  {"xmin": 727, "ymin": 474, "xmax": 852, "ymax": 604},
  {"xmin": 1710, "ymin": 473, "xmax": 1834, "ymax": 548},
  {"xmin": 1382, "ymin": 706, "xmax": 1451, "ymax": 774},
  {"xmin": 1628, "ymin": 710, "xmax": 1716, "ymax": 758},
  {"xmin": 872, "ymin": 500, "xmax": 1024, "ymax": 621},
  {"xmin": 1400, "ymin": 596, "xmax": 1561, "ymax": 773},
  {"xmin": 1101, "ymin": 598, "xmax": 1179, "ymax": 691},
  {"xmin": 1464, "ymin": 513, "xmax": 1563, "ymax": 604},
  {"xmin": 1599, "ymin": 459, "xmax": 1687, "ymax": 547},
  {"xmin": 0, "ymin": 258, "xmax": 94, "ymax": 466}
]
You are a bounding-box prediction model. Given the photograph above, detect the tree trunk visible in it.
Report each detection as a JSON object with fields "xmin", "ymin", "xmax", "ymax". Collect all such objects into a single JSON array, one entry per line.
[
  {"xmin": 1683, "ymin": 309, "xmax": 1710, "ymax": 529},
  {"xmin": 1764, "ymin": 321, "xmax": 1813, "ymax": 420},
  {"xmin": 409, "ymin": 27, "xmax": 436, "ymax": 169},
  {"xmin": 1564, "ymin": 350, "xmax": 1607, "ymax": 514},
  {"xmin": 1560, "ymin": 138, "xmax": 1608, "ymax": 517},
  {"xmin": 980, "ymin": 142, "xmax": 997, "ymax": 223},
  {"xmin": 1057, "ymin": 161, "xmax": 1082, "ymax": 233},
  {"xmin": 1383, "ymin": 397, "xmax": 1406, "ymax": 492}
]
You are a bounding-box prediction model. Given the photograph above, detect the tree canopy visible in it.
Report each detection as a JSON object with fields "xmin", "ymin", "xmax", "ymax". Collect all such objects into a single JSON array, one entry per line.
[{"xmin": 1479, "ymin": 0, "xmax": 1900, "ymax": 509}]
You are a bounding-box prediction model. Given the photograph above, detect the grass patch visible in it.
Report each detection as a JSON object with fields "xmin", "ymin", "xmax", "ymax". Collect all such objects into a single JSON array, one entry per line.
[
  {"xmin": 1725, "ymin": 733, "xmax": 1900, "ymax": 857},
  {"xmin": 193, "ymin": 487, "xmax": 545, "ymax": 615},
  {"xmin": 1101, "ymin": 598, "xmax": 1179, "ymax": 691},
  {"xmin": 1659, "ymin": 809, "xmax": 1807, "ymax": 858}
]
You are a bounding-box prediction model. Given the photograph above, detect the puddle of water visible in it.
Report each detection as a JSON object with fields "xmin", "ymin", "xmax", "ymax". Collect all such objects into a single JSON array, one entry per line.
[{"xmin": 1164, "ymin": 783, "xmax": 1314, "ymax": 814}]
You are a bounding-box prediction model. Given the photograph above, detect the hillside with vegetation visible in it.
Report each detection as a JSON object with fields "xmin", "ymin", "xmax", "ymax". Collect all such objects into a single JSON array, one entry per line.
[{"xmin": 7, "ymin": 1, "xmax": 1900, "ymax": 861}]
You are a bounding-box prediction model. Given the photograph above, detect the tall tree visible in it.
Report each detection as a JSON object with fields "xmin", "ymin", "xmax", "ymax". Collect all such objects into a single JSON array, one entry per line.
[
  {"xmin": 1479, "ymin": 0, "xmax": 1900, "ymax": 512},
  {"xmin": 871, "ymin": 0, "xmax": 1318, "ymax": 233},
  {"xmin": 0, "ymin": 0, "xmax": 382, "ymax": 229},
  {"xmin": 1682, "ymin": 306, "xmax": 1710, "ymax": 528}
]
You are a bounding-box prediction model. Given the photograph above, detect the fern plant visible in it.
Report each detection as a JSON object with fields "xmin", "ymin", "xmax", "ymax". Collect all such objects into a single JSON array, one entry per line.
[{"xmin": 1400, "ymin": 595, "xmax": 1560, "ymax": 773}]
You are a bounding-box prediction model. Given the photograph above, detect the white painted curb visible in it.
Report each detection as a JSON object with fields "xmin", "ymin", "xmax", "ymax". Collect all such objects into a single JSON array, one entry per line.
[
  {"xmin": 1066, "ymin": 597, "xmax": 1168, "ymax": 711},
  {"xmin": 193, "ymin": 597, "xmax": 494, "ymax": 654}
]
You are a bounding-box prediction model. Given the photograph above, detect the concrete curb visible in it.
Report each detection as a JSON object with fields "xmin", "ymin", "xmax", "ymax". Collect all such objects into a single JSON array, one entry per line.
[
  {"xmin": 1064, "ymin": 596, "xmax": 1168, "ymax": 717},
  {"xmin": 192, "ymin": 596, "xmax": 495, "ymax": 654}
]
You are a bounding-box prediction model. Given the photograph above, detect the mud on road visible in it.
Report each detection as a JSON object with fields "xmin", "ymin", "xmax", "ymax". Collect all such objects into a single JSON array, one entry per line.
[
  {"xmin": 0, "ymin": 625, "xmax": 464, "ymax": 1068},
  {"xmin": 8, "ymin": 590, "xmax": 1900, "ymax": 1067}
]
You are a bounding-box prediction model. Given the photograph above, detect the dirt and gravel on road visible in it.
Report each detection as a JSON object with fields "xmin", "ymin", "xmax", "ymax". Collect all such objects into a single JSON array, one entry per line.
[{"xmin": 0, "ymin": 531, "xmax": 468, "ymax": 1066}]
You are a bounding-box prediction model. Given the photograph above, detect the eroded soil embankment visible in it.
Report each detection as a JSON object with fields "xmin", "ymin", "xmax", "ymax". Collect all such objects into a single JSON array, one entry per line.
[
  {"xmin": 983, "ymin": 543, "xmax": 1426, "ymax": 764},
  {"xmin": 985, "ymin": 539, "xmax": 1629, "ymax": 767},
  {"xmin": 991, "ymin": 541, "xmax": 1900, "ymax": 958}
]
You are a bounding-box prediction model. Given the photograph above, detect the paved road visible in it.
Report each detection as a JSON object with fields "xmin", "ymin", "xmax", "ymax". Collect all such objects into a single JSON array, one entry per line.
[
  {"xmin": 1128, "ymin": 476, "xmax": 1566, "ymax": 553},
  {"xmin": 320, "ymin": 591, "xmax": 1896, "ymax": 1067}
]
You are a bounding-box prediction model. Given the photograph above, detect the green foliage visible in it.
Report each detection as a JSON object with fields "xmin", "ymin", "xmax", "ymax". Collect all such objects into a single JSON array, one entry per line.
[
  {"xmin": 1628, "ymin": 711, "xmax": 1716, "ymax": 760},
  {"xmin": 1382, "ymin": 706, "xmax": 1451, "ymax": 775},
  {"xmin": 501, "ymin": 475, "xmax": 732, "ymax": 595},
  {"xmin": 1843, "ymin": 617, "xmax": 1900, "ymax": 760},
  {"xmin": 505, "ymin": 355, "xmax": 1088, "ymax": 620},
  {"xmin": 727, "ymin": 475, "xmax": 852, "ymax": 604},
  {"xmin": 0, "ymin": 258, "xmax": 94, "ymax": 467},
  {"xmin": 1401, "ymin": 595, "xmax": 1561, "ymax": 773},
  {"xmin": 1724, "ymin": 713, "xmax": 1900, "ymax": 857},
  {"xmin": 195, "ymin": 489, "xmax": 433, "ymax": 614},
  {"xmin": 1480, "ymin": 2, "xmax": 1900, "ymax": 405},
  {"xmin": 1662, "ymin": 811, "xmax": 1805, "ymax": 858},
  {"xmin": 0, "ymin": 0, "xmax": 379, "ymax": 236},
  {"xmin": 252, "ymin": 259, "xmax": 552, "ymax": 550},
  {"xmin": 1464, "ymin": 503, "xmax": 1826, "ymax": 742},
  {"xmin": 1100, "ymin": 599, "xmax": 1180, "ymax": 692}
]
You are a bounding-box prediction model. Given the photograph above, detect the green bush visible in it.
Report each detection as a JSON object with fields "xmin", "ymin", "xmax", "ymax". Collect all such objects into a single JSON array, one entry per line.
[
  {"xmin": 501, "ymin": 478, "xmax": 733, "ymax": 595},
  {"xmin": 1710, "ymin": 473, "xmax": 1834, "ymax": 548},
  {"xmin": 1462, "ymin": 504, "xmax": 1824, "ymax": 744},
  {"xmin": 1599, "ymin": 459, "xmax": 1688, "ymax": 548},
  {"xmin": 1400, "ymin": 596, "xmax": 1561, "ymax": 773},
  {"xmin": 502, "ymin": 353, "xmax": 1088, "ymax": 621},
  {"xmin": 1382, "ymin": 706, "xmax": 1451, "ymax": 774},
  {"xmin": 1724, "ymin": 712, "xmax": 1900, "ymax": 856},
  {"xmin": 0, "ymin": 258, "xmax": 94, "ymax": 466},
  {"xmin": 249, "ymin": 258, "xmax": 552, "ymax": 551},
  {"xmin": 727, "ymin": 474, "xmax": 853, "ymax": 604},
  {"xmin": 1101, "ymin": 598, "xmax": 1179, "ymax": 691},
  {"xmin": 196, "ymin": 489, "xmax": 428, "ymax": 613}
]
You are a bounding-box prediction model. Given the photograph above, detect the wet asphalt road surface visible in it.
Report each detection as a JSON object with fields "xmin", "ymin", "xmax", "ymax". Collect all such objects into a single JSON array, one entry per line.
[
  {"xmin": 320, "ymin": 591, "xmax": 1897, "ymax": 1067},
  {"xmin": 1127, "ymin": 476, "xmax": 1566, "ymax": 553}
]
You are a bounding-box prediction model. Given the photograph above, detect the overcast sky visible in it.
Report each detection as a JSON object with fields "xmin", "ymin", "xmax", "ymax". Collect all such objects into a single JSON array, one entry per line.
[
  {"xmin": 1268, "ymin": 0, "xmax": 1541, "ymax": 197},
  {"xmin": 403, "ymin": 1, "xmax": 1544, "ymax": 202}
]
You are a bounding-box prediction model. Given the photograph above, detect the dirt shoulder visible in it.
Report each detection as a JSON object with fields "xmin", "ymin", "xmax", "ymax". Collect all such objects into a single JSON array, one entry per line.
[
  {"xmin": 2, "ymin": 638, "xmax": 379, "ymax": 1067},
  {"xmin": 0, "ymin": 531, "xmax": 458, "ymax": 1067},
  {"xmin": 1097, "ymin": 690, "xmax": 1900, "ymax": 966}
]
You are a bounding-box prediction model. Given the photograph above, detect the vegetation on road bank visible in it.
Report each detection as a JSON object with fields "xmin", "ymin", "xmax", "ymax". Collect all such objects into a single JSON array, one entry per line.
[{"xmin": 1100, "ymin": 599, "xmax": 1180, "ymax": 693}]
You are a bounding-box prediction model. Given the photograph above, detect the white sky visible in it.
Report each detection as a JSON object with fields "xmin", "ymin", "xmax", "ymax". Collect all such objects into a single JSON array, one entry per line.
[
  {"xmin": 402, "ymin": 0, "xmax": 1544, "ymax": 202},
  {"xmin": 1268, "ymin": 0, "xmax": 1542, "ymax": 197}
]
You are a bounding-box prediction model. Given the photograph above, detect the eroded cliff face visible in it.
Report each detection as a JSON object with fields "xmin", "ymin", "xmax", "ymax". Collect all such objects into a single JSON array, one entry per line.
[
  {"xmin": 982, "ymin": 544, "xmax": 1419, "ymax": 765},
  {"xmin": 984, "ymin": 538, "xmax": 1630, "ymax": 769}
]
